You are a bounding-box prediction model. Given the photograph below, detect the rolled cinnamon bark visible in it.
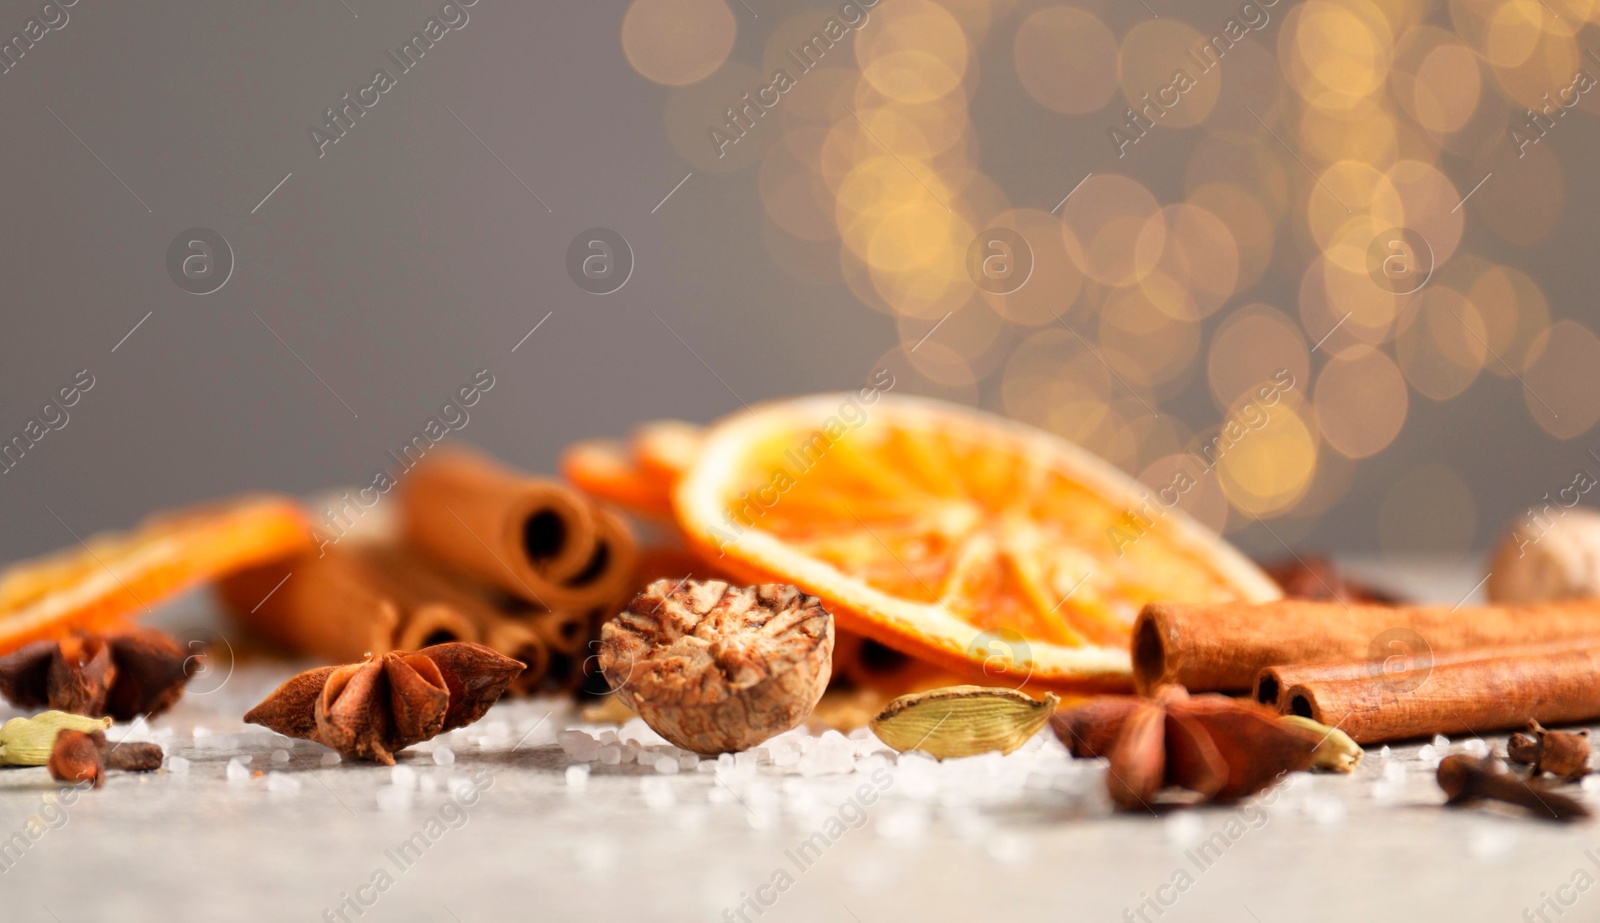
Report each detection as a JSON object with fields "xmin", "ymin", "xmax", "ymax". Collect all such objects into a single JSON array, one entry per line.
[
  {"xmin": 528, "ymin": 608, "xmax": 592, "ymax": 657},
  {"xmin": 399, "ymin": 448, "xmax": 636, "ymax": 608},
  {"xmin": 219, "ymin": 553, "xmax": 400, "ymax": 662},
  {"xmin": 358, "ymin": 544, "xmax": 587, "ymax": 694},
  {"xmin": 1134, "ymin": 599, "xmax": 1600, "ymax": 693},
  {"xmin": 394, "ymin": 603, "xmax": 479, "ymax": 651},
  {"xmin": 484, "ymin": 620, "xmax": 552, "ymax": 696},
  {"xmin": 1253, "ymin": 637, "xmax": 1600, "ymax": 708},
  {"xmin": 1285, "ymin": 647, "xmax": 1600, "ymax": 743}
]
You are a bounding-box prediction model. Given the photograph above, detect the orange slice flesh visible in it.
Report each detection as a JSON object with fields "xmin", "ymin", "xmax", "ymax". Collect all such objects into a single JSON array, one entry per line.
[
  {"xmin": 0, "ymin": 495, "xmax": 312, "ymax": 656},
  {"xmin": 674, "ymin": 395, "xmax": 1280, "ymax": 692}
]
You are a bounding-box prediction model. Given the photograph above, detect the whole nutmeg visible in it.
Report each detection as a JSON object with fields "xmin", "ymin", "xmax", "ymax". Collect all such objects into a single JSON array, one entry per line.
[
  {"xmin": 598, "ymin": 579, "xmax": 834, "ymax": 754},
  {"xmin": 1488, "ymin": 507, "xmax": 1600, "ymax": 603}
]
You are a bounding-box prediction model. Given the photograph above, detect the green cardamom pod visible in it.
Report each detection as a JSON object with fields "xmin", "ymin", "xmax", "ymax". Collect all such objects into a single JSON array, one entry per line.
[
  {"xmin": 1281, "ymin": 715, "xmax": 1363, "ymax": 773},
  {"xmin": 0, "ymin": 712, "xmax": 113, "ymax": 766},
  {"xmin": 870, "ymin": 685, "xmax": 1059, "ymax": 759}
]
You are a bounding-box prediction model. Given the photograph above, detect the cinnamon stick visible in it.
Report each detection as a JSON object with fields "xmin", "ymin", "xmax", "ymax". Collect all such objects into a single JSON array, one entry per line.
[
  {"xmin": 219, "ymin": 554, "xmax": 399, "ymax": 663},
  {"xmin": 1253, "ymin": 637, "xmax": 1600, "ymax": 709},
  {"xmin": 1134, "ymin": 599, "xmax": 1600, "ymax": 693},
  {"xmin": 393, "ymin": 603, "xmax": 479, "ymax": 652},
  {"xmin": 484, "ymin": 620, "xmax": 551, "ymax": 696},
  {"xmin": 1284, "ymin": 647, "xmax": 1600, "ymax": 743},
  {"xmin": 398, "ymin": 448, "xmax": 637, "ymax": 609}
]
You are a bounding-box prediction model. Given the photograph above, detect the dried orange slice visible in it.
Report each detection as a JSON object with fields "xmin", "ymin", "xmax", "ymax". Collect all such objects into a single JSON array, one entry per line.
[
  {"xmin": 674, "ymin": 395, "xmax": 1279, "ymax": 692},
  {"xmin": 631, "ymin": 420, "xmax": 704, "ymax": 489},
  {"xmin": 0, "ymin": 495, "xmax": 312, "ymax": 655},
  {"xmin": 560, "ymin": 438, "xmax": 674, "ymax": 520}
]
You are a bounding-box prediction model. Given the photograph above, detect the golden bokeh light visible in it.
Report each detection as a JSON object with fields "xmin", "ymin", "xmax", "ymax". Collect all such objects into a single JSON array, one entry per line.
[
  {"xmin": 1059, "ymin": 173, "xmax": 1164, "ymax": 286},
  {"xmin": 636, "ymin": 0, "xmax": 1600, "ymax": 529},
  {"xmin": 1138, "ymin": 204, "xmax": 1240, "ymax": 318},
  {"xmin": 1315, "ymin": 346, "xmax": 1409, "ymax": 458},
  {"xmin": 1522, "ymin": 321, "xmax": 1600, "ymax": 439},
  {"xmin": 977, "ymin": 208, "xmax": 1084, "ymax": 327},
  {"xmin": 1117, "ymin": 20, "xmax": 1222, "ymax": 129},
  {"xmin": 1281, "ymin": 0, "xmax": 1394, "ymax": 110},
  {"xmin": 1393, "ymin": 286, "xmax": 1489, "ymax": 401},
  {"xmin": 856, "ymin": 0, "xmax": 969, "ymax": 104},
  {"xmin": 1465, "ymin": 262, "xmax": 1551, "ymax": 375},
  {"xmin": 1207, "ymin": 305, "xmax": 1311, "ymax": 412},
  {"xmin": 1393, "ymin": 28, "xmax": 1483, "ymax": 134},
  {"xmin": 621, "ymin": 0, "xmax": 736, "ymax": 86},
  {"xmin": 1214, "ymin": 395, "xmax": 1320, "ymax": 516}
]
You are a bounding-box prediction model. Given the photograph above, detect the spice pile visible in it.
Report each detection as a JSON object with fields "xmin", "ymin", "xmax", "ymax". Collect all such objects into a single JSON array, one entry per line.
[{"xmin": 0, "ymin": 393, "xmax": 1596, "ymax": 829}]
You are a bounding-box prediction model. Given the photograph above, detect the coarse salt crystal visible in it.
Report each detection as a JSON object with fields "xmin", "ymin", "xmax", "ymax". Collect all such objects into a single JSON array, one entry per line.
[
  {"xmin": 391, "ymin": 765, "xmax": 418, "ymax": 791},
  {"xmin": 375, "ymin": 785, "xmax": 413, "ymax": 812},
  {"xmin": 225, "ymin": 758, "xmax": 250, "ymax": 784},
  {"xmin": 600, "ymin": 744, "xmax": 623, "ymax": 766},
  {"xmin": 266, "ymin": 772, "xmax": 301, "ymax": 794},
  {"xmin": 1417, "ymin": 744, "xmax": 1438, "ymax": 762},
  {"xmin": 433, "ymin": 746, "xmax": 455, "ymax": 766},
  {"xmin": 654, "ymin": 756, "xmax": 680, "ymax": 775},
  {"xmin": 271, "ymin": 749, "xmax": 290, "ymax": 764},
  {"xmin": 319, "ymin": 751, "xmax": 341, "ymax": 767},
  {"xmin": 1432, "ymin": 735, "xmax": 1450, "ymax": 749},
  {"xmin": 678, "ymin": 753, "xmax": 699, "ymax": 771},
  {"xmin": 165, "ymin": 756, "xmax": 190, "ymax": 775},
  {"xmin": 1461, "ymin": 738, "xmax": 1490, "ymax": 757},
  {"xmin": 566, "ymin": 765, "xmax": 590, "ymax": 788}
]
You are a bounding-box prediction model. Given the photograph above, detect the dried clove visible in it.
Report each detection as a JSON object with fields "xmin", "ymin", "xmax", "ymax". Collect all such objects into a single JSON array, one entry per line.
[
  {"xmin": 1437, "ymin": 754, "xmax": 1589, "ymax": 822},
  {"xmin": 48, "ymin": 729, "xmax": 105, "ymax": 788},
  {"xmin": 1507, "ymin": 721, "xmax": 1591, "ymax": 782},
  {"xmin": 46, "ymin": 727, "xmax": 164, "ymax": 787}
]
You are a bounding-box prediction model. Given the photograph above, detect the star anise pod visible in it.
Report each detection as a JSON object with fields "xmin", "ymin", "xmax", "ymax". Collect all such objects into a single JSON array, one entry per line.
[
  {"xmin": 244, "ymin": 643, "xmax": 523, "ymax": 765},
  {"xmin": 0, "ymin": 627, "xmax": 193, "ymax": 721},
  {"xmin": 1052, "ymin": 684, "xmax": 1321, "ymax": 811}
]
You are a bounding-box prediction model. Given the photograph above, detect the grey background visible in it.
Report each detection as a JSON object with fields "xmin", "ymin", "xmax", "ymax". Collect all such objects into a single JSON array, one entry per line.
[{"xmin": 0, "ymin": 0, "xmax": 1594, "ymax": 567}]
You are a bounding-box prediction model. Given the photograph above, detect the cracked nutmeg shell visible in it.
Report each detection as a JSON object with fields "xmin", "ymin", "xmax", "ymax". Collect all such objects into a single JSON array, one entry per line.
[{"xmin": 598, "ymin": 579, "xmax": 834, "ymax": 755}]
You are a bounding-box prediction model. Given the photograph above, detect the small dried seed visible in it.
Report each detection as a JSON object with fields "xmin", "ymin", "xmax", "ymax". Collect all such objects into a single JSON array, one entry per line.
[
  {"xmin": 1280, "ymin": 715, "xmax": 1362, "ymax": 773},
  {"xmin": 0, "ymin": 712, "xmax": 112, "ymax": 766},
  {"xmin": 106, "ymin": 741, "xmax": 165, "ymax": 772},
  {"xmin": 870, "ymin": 685, "xmax": 1059, "ymax": 759}
]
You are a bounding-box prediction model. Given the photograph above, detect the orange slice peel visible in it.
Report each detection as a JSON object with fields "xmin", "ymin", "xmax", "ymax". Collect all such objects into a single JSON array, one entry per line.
[{"xmin": 0, "ymin": 495, "xmax": 312, "ymax": 656}]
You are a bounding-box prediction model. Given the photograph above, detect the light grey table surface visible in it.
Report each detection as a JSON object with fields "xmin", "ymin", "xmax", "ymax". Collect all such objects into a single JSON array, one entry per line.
[{"xmin": 0, "ymin": 556, "xmax": 1584, "ymax": 923}]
